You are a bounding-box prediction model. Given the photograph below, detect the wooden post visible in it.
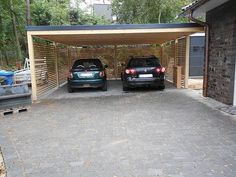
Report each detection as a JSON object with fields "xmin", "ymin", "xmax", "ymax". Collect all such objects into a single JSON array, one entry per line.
[
  {"xmin": 27, "ymin": 34, "xmax": 37, "ymax": 101},
  {"xmin": 160, "ymin": 44, "xmax": 163, "ymax": 64},
  {"xmin": 68, "ymin": 46, "xmax": 71, "ymax": 69},
  {"xmin": 184, "ymin": 35, "xmax": 190, "ymax": 88},
  {"xmin": 114, "ymin": 45, "xmax": 118, "ymax": 79},
  {"xmin": 174, "ymin": 39, "xmax": 178, "ymax": 66},
  {"xmin": 174, "ymin": 66, "xmax": 182, "ymax": 89},
  {"xmin": 54, "ymin": 42, "xmax": 59, "ymax": 87}
]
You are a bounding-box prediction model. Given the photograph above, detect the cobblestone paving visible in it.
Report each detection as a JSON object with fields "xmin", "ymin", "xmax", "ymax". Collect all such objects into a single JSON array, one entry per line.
[{"xmin": 0, "ymin": 82, "xmax": 236, "ymax": 177}]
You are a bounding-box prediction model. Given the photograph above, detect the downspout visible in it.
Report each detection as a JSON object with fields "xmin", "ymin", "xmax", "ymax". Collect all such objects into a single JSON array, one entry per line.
[{"xmin": 188, "ymin": 11, "xmax": 209, "ymax": 97}]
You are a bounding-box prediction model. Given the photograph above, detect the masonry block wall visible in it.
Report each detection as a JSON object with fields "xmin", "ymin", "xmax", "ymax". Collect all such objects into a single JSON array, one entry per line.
[{"xmin": 206, "ymin": 0, "xmax": 236, "ymax": 105}]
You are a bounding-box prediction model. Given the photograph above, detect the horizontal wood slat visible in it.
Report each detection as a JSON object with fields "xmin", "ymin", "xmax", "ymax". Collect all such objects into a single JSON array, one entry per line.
[
  {"xmin": 176, "ymin": 37, "xmax": 187, "ymax": 88},
  {"xmin": 33, "ymin": 42, "xmax": 57, "ymax": 97}
]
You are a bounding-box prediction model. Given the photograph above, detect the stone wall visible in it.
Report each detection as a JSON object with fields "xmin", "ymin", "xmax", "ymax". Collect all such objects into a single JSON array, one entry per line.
[{"xmin": 206, "ymin": 0, "xmax": 236, "ymax": 105}]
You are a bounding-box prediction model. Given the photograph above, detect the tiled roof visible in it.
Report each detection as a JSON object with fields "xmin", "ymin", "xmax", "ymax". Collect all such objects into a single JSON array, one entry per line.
[
  {"xmin": 179, "ymin": 0, "xmax": 207, "ymax": 17},
  {"xmin": 181, "ymin": 0, "xmax": 203, "ymax": 11}
]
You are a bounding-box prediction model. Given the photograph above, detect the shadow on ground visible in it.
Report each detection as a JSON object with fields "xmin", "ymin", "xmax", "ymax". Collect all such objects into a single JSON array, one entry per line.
[{"xmin": 45, "ymin": 80, "xmax": 175, "ymax": 100}]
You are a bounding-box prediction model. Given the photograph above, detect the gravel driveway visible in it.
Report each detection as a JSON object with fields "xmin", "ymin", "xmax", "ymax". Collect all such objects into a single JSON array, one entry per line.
[{"xmin": 0, "ymin": 81, "xmax": 236, "ymax": 177}]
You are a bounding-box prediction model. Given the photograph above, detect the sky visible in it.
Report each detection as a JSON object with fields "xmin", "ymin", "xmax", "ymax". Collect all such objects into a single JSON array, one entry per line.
[{"xmin": 71, "ymin": 0, "xmax": 111, "ymax": 13}]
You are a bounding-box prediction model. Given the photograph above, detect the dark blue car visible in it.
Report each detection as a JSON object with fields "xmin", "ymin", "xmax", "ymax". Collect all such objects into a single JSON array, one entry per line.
[{"xmin": 67, "ymin": 59, "xmax": 107, "ymax": 92}]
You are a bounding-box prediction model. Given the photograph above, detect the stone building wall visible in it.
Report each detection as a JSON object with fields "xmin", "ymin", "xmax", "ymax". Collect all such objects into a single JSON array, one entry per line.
[{"xmin": 206, "ymin": 0, "xmax": 236, "ymax": 105}]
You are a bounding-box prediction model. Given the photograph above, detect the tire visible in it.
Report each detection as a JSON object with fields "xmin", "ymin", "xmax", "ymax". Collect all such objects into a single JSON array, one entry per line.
[
  {"xmin": 102, "ymin": 81, "xmax": 107, "ymax": 91},
  {"xmin": 67, "ymin": 85, "xmax": 73, "ymax": 93},
  {"xmin": 159, "ymin": 85, "xmax": 165, "ymax": 90},
  {"xmin": 123, "ymin": 84, "xmax": 128, "ymax": 91}
]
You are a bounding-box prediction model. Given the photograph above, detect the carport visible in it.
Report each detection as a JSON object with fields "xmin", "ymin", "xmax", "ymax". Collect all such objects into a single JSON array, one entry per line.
[{"xmin": 26, "ymin": 23, "xmax": 204, "ymax": 101}]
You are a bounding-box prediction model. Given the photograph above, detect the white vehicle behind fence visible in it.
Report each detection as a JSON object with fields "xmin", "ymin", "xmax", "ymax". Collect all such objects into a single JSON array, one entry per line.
[
  {"xmin": 14, "ymin": 58, "xmax": 31, "ymax": 84},
  {"xmin": 14, "ymin": 58, "xmax": 48, "ymax": 85}
]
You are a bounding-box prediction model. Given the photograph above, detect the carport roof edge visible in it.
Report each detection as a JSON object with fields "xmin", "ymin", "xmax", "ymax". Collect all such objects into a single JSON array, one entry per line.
[{"xmin": 26, "ymin": 23, "xmax": 203, "ymax": 31}]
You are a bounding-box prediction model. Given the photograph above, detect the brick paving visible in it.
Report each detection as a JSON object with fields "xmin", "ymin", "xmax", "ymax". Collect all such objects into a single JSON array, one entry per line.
[{"xmin": 0, "ymin": 82, "xmax": 236, "ymax": 177}]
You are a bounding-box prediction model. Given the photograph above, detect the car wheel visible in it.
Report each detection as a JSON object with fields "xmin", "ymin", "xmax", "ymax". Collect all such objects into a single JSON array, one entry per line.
[
  {"xmin": 67, "ymin": 85, "xmax": 73, "ymax": 93},
  {"xmin": 123, "ymin": 84, "xmax": 128, "ymax": 91},
  {"xmin": 158, "ymin": 85, "xmax": 165, "ymax": 90},
  {"xmin": 102, "ymin": 81, "xmax": 107, "ymax": 91}
]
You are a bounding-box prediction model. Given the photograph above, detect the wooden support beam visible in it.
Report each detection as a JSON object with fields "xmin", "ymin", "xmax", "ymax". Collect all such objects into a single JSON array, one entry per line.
[
  {"xmin": 54, "ymin": 43, "xmax": 59, "ymax": 87},
  {"xmin": 174, "ymin": 39, "xmax": 178, "ymax": 66},
  {"xmin": 27, "ymin": 34, "xmax": 37, "ymax": 101},
  {"xmin": 174, "ymin": 66, "xmax": 182, "ymax": 89},
  {"xmin": 114, "ymin": 45, "xmax": 118, "ymax": 79},
  {"xmin": 184, "ymin": 35, "xmax": 190, "ymax": 88},
  {"xmin": 68, "ymin": 46, "xmax": 71, "ymax": 69},
  {"xmin": 27, "ymin": 27, "xmax": 204, "ymax": 36}
]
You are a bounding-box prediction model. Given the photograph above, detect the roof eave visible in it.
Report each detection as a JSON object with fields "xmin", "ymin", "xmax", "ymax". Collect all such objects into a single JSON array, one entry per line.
[{"xmin": 178, "ymin": 0, "xmax": 209, "ymax": 18}]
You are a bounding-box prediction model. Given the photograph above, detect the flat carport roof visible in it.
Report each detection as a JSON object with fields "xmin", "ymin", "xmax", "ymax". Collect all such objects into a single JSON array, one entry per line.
[
  {"xmin": 26, "ymin": 23, "xmax": 204, "ymax": 45},
  {"xmin": 26, "ymin": 23, "xmax": 204, "ymax": 101}
]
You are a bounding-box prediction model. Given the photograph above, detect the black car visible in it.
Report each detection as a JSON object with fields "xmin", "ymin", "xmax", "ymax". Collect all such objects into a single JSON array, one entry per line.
[
  {"xmin": 67, "ymin": 59, "xmax": 107, "ymax": 92},
  {"xmin": 121, "ymin": 56, "xmax": 165, "ymax": 91}
]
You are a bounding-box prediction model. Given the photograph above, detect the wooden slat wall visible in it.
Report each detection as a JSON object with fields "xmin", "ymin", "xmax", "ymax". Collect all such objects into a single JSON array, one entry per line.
[
  {"xmin": 57, "ymin": 44, "xmax": 69, "ymax": 85},
  {"xmin": 176, "ymin": 38, "xmax": 187, "ymax": 87},
  {"xmin": 77, "ymin": 47, "xmax": 115, "ymax": 79},
  {"xmin": 161, "ymin": 41, "xmax": 175, "ymax": 82},
  {"xmin": 116, "ymin": 45, "xmax": 161, "ymax": 79},
  {"xmin": 70, "ymin": 47, "xmax": 78, "ymax": 67},
  {"xmin": 33, "ymin": 42, "xmax": 162, "ymax": 98},
  {"xmin": 70, "ymin": 45, "xmax": 161, "ymax": 79},
  {"xmin": 34, "ymin": 42, "xmax": 57, "ymax": 97}
]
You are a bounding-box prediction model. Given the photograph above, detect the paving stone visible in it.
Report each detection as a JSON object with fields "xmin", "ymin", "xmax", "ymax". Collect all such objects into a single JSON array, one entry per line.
[{"xmin": 0, "ymin": 82, "xmax": 236, "ymax": 177}]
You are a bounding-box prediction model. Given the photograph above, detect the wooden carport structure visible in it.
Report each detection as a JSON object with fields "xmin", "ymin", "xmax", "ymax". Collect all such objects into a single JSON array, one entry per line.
[{"xmin": 26, "ymin": 23, "xmax": 204, "ymax": 101}]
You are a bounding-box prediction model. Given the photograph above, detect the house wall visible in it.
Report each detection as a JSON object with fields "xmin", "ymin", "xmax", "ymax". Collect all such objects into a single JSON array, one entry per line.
[{"xmin": 206, "ymin": 0, "xmax": 236, "ymax": 105}]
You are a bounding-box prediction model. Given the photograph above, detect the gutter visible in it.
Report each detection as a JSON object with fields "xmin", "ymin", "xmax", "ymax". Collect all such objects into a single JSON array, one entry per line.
[{"xmin": 188, "ymin": 11, "xmax": 209, "ymax": 97}]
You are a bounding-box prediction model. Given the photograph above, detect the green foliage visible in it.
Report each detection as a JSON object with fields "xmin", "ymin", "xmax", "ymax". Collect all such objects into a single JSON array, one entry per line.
[
  {"xmin": 0, "ymin": 0, "xmax": 194, "ymax": 68},
  {"xmin": 31, "ymin": 1, "xmax": 52, "ymax": 25},
  {"xmin": 69, "ymin": 8, "xmax": 110, "ymax": 25},
  {"xmin": 0, "ymin": 0, "xmax": 26, "ymax": 64},
  {"xmin": 112, "ymin": 0, "xmax": 191, "ymax": 24},
  {"xmin": 0, "ymin": 0, "xmax": 111, "ymax": 67}
]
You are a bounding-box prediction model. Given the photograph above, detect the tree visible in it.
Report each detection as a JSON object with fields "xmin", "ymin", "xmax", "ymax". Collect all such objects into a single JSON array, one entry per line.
[
  {"xmin": 0, "ymin": 0, "xmax": 109, "ymax": 68},
  {"xmin": 26, "ymin": 0, "xmax": 31, "ymax": 25},
  {"xmin": 112, "ymin": 0, "xmax": 191, "ymax": 24}
]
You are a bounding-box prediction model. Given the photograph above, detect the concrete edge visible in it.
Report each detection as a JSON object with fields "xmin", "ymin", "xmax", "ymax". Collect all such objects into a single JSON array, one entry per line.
[{"xmin": 182, "ymin": 89, "xmax": 236, "ymax": 119}]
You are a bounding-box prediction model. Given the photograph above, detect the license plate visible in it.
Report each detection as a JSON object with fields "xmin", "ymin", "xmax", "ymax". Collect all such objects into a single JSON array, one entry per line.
[
  {"xmin": 80, "ymin": 73, "xmax": 93, "ymax": 77},
  {"xmin": 139, "ymin": 74, "xmax": 153, "ymax": 78},
  {"xmin": 83, "ymin": 84, "xmax": 90, "ymax": 87}
]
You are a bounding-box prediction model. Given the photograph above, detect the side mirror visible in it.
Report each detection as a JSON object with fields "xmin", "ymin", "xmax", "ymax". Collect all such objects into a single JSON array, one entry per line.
[{"xmin": 104, "ymin": 64, "xmax": 108, "ymax": 68}]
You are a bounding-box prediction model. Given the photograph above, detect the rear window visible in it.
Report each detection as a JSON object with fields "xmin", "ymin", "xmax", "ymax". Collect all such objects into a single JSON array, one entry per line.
[
  {"xmin": 72, "ymin": 59, "xmax": 103, "ymax": 70},
  {"xmin": 128, "ymin": 57, "xmax": 160, "ymax": 67}
]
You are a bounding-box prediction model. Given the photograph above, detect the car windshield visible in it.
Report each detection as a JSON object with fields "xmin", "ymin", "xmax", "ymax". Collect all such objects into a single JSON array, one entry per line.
[
  {"xmin": 128, "ymin": 58, "xmax": 161, "ymax": 67},
  {"xmin": 72, "ymin": 59, "xmax": 103, "ymax": 70}
]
